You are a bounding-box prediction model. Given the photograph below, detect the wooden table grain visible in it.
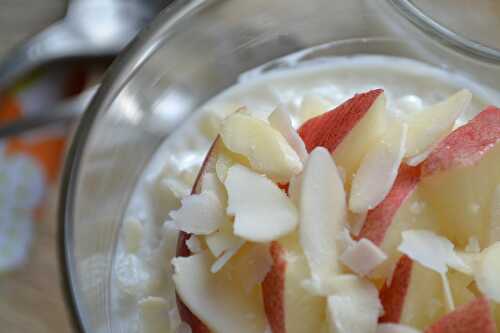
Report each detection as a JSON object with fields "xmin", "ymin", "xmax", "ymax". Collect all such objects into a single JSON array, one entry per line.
[{"xmin": 0, "ymin": 1, "xmax": 75, "ymax": 332}]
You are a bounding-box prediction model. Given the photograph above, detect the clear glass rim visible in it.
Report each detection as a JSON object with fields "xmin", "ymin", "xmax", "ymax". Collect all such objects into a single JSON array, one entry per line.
[
  {"xmin": 388, "ymin": 0, "xmax": 500, "ymax": 64},
  {"xmin": 57, "ymin": 0, "xmax": 500, "ymax": 332},
  {"xmin": 57, "ymin": 1, "xmax": 207, "ymax": 332}
]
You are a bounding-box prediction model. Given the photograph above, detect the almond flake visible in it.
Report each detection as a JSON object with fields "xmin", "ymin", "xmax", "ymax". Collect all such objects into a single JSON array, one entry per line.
[
  {"xmin": 268, "ymin": 106, "xmax": 308, "ymax": 162},
  {"xmin": 340, "ymin": 238, "xmax": 388, "ymax": 276},
  {"xmin": 404, "ymin": 89, "xmax": 471, "ymax": 158},
  {"xmin": 300, "ymin": 147, "xmax": 346, "ymax": 292},
  {"xmin": 398, "ymin": 230, "xmax": 468, "ymax": 274},
  {"xmin": 210, "ymin": 240, "xmax": 245, "ymax": 273},
  {"xmin": 186, "ymin": 235, "xmax": 203, "ymax": 254},
  {"xmin": 349, "ymin": 122, "xmax": 407, "ymax": 213},
  {"xmin": 225, "ymin": 164, "xmax": 298, "ymax": 242},
  {"xmin": 170, "ymin": 191, "xmax": 228, "ymax": 235},
  {"xmin": 205, "ymin": 221, "xmax": 243, "ymax": 258},
  {"xmin": 201, "ymin": 172, "xmax": 227, "ymax": 206},
  {"xmin": 220, "ymin": 113, "xmax": 302, "ymax": 182}
]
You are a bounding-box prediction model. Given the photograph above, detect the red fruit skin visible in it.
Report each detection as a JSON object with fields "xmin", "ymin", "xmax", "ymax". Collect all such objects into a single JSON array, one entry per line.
[
  {"xmin": 422, "ymin": 106, "xmax": 500, "ymax": 177},
  {"xmin": 262, "ymin": 242, "xmax": 287, "ymax": 333},
  {"xmin": 298, "ymin": 89, "xmax": 384, "ymax": 153},
  {"xmin": 378, "ymin": 255, "xmax": 414, "ymax": 323},
  {"xmin": 358, "ymin": 164, "xmax": 421, "ymax": 246},
  {"xmin": 425, "ymin": 297, "xmax": 496, "ymax": 333},
  {"xmin": 175, "ymin": 138, "xmax": 221, "ymax": 333}
]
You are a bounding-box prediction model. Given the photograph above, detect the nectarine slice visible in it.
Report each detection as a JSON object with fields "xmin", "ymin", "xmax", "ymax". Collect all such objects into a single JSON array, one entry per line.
[
  {"xmin": 262, "ymin": 235, "xmax": 325, "ymax": 333},
  {"xmin": 425, "ymin": 297, "xmax": 496, "ymax": 333},
  {"xmin": 298, "ymin": 89, "xmax": 387, "ymax": 184},
  {"xmin": 379, "ymin": 255, "xmax": 445, "ymax": 330},
  {"xmin": 420, "ymin": 106, "xmax": 500, "ymax": 247}
]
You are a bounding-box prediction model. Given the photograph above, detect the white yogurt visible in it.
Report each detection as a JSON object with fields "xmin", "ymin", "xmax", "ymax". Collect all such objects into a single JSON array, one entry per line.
[{"xmin": 111, "ymin": 55, "xmax": 497, "ymax": 333}]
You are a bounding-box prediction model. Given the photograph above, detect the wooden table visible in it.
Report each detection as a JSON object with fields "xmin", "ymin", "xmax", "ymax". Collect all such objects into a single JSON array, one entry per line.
[{"xmin": 0, "ymin": 1, "xmax": 75, "ymax": 332}]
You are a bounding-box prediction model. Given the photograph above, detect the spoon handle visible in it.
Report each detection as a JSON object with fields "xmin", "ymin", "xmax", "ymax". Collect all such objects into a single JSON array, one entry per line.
[{"xmin": 0, "ymin": 87, "xmax": 97, "ymax": 139}]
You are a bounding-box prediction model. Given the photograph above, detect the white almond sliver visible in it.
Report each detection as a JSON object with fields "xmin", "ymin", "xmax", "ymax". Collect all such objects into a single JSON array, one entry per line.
[
  {"xmin": 475, "ymin": 242, "xmax": 500, "ymax": 302},
  {"xmin": 225, "ymin": 164, "xmax": 298, "ymax": 242},
  {"xmin": 139, "ymin": 297, "xmax": 170, "ymax": 333},
  {"xmin": 489, "ymin": 185, "xmax": 500, "ymax": 244},
  {"xmin": 349, "ymin": 122, "xmax": 407, "ymax": 213},
  {"xmin": 186, "ymin": 235, "xmax": 203, "ymax": 254},
  {"xmin": 201, "ymin": 172, "xmax": 227, "ymax": 206},
  {"xmin": 376, "ymin": 323, "xmax": 422, "ymax": 333},
  {"xmin": 404, "ymin": 89, "xmax": 471, "ymax": 158},
  {"xmin": 398, "ymin": 230, "xmax": 468, "ymax": 274},
  {"xmin": 300, "ymin": 147, "xmax": 346, "ymax": 291},
  {"xmin": 220, "ymin": 113, "xmax": 302, "ymax": 182},
  {"xmin": 170, "ymin": 191, "xmax": 228, "ymax": 235},
  {"xmin": 340, "ymin": 238, "xmax": 388, "ymax": 276},
  {"xmin": 268, "ymin": 106, "xmax": 308, "ymax": 162},
  {"xmin": 210, "ymin": 240, "xmax": 245, "ymax": 273},
  {"xmin": 205, "ymin": 221, "xmax": 242, "ymax": 257},
  {"xmin": 327, "ymin": 275, "xmax": 382, "ymax": 333}
]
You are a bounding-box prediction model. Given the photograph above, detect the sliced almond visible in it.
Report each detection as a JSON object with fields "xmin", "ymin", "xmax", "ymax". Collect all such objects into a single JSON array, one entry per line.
[
  {"xmin": 205, "ymin": 221, "xmax": 243, "ymax": 258},
  {"xmin": 404, "ymin": 89, "xmax": 472, "ymax": 158},
  {"xmin": 186, "ymin": 235, "xmax": 203, "ymax": 254},
  {"xmin": 220, "ymin": 113, "xmax": 302, "ymax": 182},
  {"xmin": 210, "ymin": 240, "xmax": 245, "ymax": 273},
  {"xmin": 349, "ymin": 122, "xmax": 407, "ymax": 213},
  {"xmin": 340, "ymin": 238, "xmax": 387, "ymax": 276},
  {"xmin": 268, "ymin": 106, "xmax": 308, "ymax": 162},
  {"xmin": 300, "ymin": 147, "xmax": 346, "ymax": 292},
  {"xmin": 170, "ymin": 191, "xmax": 228, "ymax": 235},
  {"xmin": 398, "ymin": 230, "xmax": 468, "ymax": 274},
  {"xmin": 225, "ymin": 164, "xmax": 298, "ymax": 242},
  {"xmin": 201, "ymin": 172, "xmax": 227, "ymax": 205}
]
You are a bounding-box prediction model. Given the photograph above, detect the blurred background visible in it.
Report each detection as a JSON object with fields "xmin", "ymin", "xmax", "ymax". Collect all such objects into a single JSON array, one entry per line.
[{"xmin": 0, "ymin": 0, "xmax": 167, "ymax": 331}]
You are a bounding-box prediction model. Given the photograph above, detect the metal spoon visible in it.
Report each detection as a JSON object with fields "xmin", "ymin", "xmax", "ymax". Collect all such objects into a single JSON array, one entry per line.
[
  {"xmin": 0, "ymin": 86, "xmax": 97, "ymax": 139},
  {"xmin": 0, "ymin": 0, "xmax": 169, "ymax": 91}
]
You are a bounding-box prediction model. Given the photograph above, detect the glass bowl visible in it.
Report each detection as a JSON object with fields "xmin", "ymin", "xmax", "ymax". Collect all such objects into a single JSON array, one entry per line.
[{"xmin": 59, "ymin": 0, "xmax": 500, "ymax": 332}]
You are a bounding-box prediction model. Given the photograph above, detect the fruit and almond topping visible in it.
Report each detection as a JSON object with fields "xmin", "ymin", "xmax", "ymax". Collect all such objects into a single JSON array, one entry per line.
[
  {"xmin": 225, "ymin": 164, "xmax": 298, "ymax": 242},
  {"xmin": 299, "ymin": 147, "xmax": 346, "ymax": 294},
  {"xmin": 171, "ymin": 89, "xmax": 500, "ymax": 333},
  {"xmin": 220, "ymin": 113, "xmax": 303, "ymax": 182},
  {"xmin": 349, "ymin": 121, "xmax": 408, "ymax": 213},
  {"xmin": 268, "ymin": 106, "xmax": 308, "ymax": 162},
  {"xmin": 404, "ymin": 89, "xmax": 472, "ymax": 160},
  {"xmin": 340, "ymin": 238, "xmax": 388, "ymax": 277}
]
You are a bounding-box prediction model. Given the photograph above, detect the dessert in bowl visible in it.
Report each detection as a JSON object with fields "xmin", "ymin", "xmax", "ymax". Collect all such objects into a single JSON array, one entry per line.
[
  {"xmin": 59, "ymin": 1, "xmax": 500, "ymax": 333},
  {"xmin": 112, "ymin": 53, "xmax": 500, "ymax": 333}
]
